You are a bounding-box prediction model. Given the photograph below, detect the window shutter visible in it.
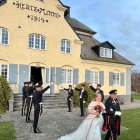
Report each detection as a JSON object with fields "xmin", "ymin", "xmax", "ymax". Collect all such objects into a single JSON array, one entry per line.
[
  {"xmin": 9, "ymin": 64, "xmax": 18, "ymax": 84},
  {"xmin": 73, "ymin": 68, "xmax": 79, "ymax": 85},
  {"xmin": 19, "ymin": 64, "xmax": 29, "ymax": 93},
  {"xmin": 50, "ymin": 67, "xmax": 55, "ymax": 94},
  {"xmin": 56, "ymin": 67, "xmax": 62, "ymax": 85},
  {"xmin": 109, "ymin": 72, "xmax": 113, "ymax": 86},
  {"xmin": 120, "ymin": 72, "xmax": 125, "ymax": 86},
  {"xmin": 85, "ymin": 69, "xmax": 90, "ymax": 82},
  {"xmin": 99, "ymin": 71, "xmax": 104, "ymax": 86}
]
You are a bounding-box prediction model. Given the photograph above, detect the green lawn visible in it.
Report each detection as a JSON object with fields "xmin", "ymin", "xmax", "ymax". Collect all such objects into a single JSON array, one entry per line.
[
  {"xmin": 132, "ymin": 94, "xmax": 140, "ymax": 100},
  {"xmin": 118, "ymin": 108, "xmax": 140, "ymax": 140},
  {"xmin": 0, "ymin": 122, "xmax": 15, "ymax": 140}
]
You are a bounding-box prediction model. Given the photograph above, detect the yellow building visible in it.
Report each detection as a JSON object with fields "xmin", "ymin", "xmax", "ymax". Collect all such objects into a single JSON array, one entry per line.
[{"xmin": 0, "ymin": 0, "xmax": 134, "ymax": 102}]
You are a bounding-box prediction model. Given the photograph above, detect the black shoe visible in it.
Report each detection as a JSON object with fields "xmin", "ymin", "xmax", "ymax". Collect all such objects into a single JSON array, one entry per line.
[
  {"xmin": 26, "ymin": 120, "xmax": 33, "ymax": 123},
  {"xmin": 67, "ymin": 110, "xmax": 71, "ymax": 112},
  {"xmin": 37, "ymin": 128, "xmax": 42, "ymax": 133}
]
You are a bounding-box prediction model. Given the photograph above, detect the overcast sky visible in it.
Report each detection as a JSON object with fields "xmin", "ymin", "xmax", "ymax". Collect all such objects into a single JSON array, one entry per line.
[{"xmin": 62, "ymin": 0, "xmax": 140, "ymax": 70}]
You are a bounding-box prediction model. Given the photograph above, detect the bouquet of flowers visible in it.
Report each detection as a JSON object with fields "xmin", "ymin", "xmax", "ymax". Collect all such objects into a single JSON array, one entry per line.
[{"xmin": 95, "ymin": 105, "xmax": 103, "ymax": 117}]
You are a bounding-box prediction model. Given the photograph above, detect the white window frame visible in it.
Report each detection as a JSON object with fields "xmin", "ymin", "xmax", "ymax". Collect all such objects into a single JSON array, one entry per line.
[
  {"xmin": 29, "ymin": 34, "xmax": 46, "ymax": 50},
  {"xmin": 113, "ymin": 72, "xmax": 120, "ymax": 86},
  {"xmin": 62, "ymin": 68, "xmax": 73, "ymax": 85},
  {"xmin": 100, "ymin": 47, "xmax": 112, "ymax": 58},
  {"xmin": 90, "ymin": 69, "xmax": 99, "ymax": 85},
  {"xmin": 61, "ymin": 39, "xmax": 71, "ymax": 54},
  {"xmin": 0, "ymin": 28, "xmax": 9, "ymax": 45},
  {"xmin": 0, "ymin": 64, "xmax": 8, "ymax": 81}
]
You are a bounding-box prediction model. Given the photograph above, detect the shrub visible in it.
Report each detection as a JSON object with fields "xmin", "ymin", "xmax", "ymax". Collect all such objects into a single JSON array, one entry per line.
[
  {"xmin": 0, "ymin": 76, "xmax": 11, "ymax": 113},
  {"xmin": 73, "ymin": 82, "xmax": 95, "ymax": 107}
]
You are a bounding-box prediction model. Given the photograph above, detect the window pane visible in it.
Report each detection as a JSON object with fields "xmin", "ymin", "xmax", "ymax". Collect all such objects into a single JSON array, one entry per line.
[
  {"xmin": 35, "ymin": 34, "xmax": 40, "ymax": 49},
  {"xmin": 2, "ymin": 28, "xmax": 8, "ymax": 45},
  {"xmin": 41, "ymin": 36, "xmax": 45, "ymax": 50},
  {"xmin": 1, "ymin": 65, "xmax": 8, "ymax": 79},
  {"xmin": 113, "ymin": 72, "xmax": 120, "ymax": 85},
  {"xmin": 62, "ymin": 69, "xmax": 67, "ymax": 84},
  {"xmin": 61, "ymin": 40, "xmax": 65, "ymax": 52},
  {"xmin": 90, "ymin": 70, "xmax": 98, "ymax": 85},
  {"xmin": 29, "ymin": 35, "xmax": 34, "ymax": 48},
  {"xmin": 67, "ymin": 69, "xmax": 72, "ymax": 84},
  {"xmin": 61, "ymin": 40, "xmax": 71, "ymax": 54}
]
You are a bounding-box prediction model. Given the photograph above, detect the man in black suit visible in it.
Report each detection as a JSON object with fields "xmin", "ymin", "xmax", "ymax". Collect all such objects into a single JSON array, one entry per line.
[
  {"xmin": 21, "ymin": 82, "xmax": 28, "ymax": 116},
  {"xmin": 63, "ymin": 85, "xmax": 74, "ymax": 112},
  {"xmin": 26, "ymin": 81, "xmax": 34, "ymax": 123},
  {"xmin": 75, "ymin": 84, "xmax": 88, "ymax": 116},
  {"xmin": 104, "ymin": 90, "xmax": 121, "ymax": 140},
  {"xmin": 89, "ymin": 83, "xmax": 104, "ymax": 102},
  {"xmin": 33, "ymin": 83, "xmax": 53, "ymax": 133}
]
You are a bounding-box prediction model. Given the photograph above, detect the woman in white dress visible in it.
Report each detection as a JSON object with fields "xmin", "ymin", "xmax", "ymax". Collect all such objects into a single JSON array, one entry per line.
[{"xmin": 58, "ymin": 93, "xmax": 105, "ymax": 140}]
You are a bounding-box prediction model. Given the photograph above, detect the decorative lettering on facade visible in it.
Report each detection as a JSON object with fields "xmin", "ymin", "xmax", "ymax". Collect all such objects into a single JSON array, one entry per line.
[
  {"xmin": 13, "ymin": 1, "xmax": 61, "ymax": 19},
  {"xmin": 27, "ymin": 15, "xmax": 48, "ymax": 23}
]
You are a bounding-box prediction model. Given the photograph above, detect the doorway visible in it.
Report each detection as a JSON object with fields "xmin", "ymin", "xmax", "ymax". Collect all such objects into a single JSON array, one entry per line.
[{"xmin": 30, "ymin": 66, "xmax": 42, "ymax": 85}]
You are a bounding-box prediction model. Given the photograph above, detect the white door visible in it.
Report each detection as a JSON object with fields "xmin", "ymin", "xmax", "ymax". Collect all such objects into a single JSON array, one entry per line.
[{"xmin": 44, "ymin": 67, "xmax": 50, "ymax": 94}]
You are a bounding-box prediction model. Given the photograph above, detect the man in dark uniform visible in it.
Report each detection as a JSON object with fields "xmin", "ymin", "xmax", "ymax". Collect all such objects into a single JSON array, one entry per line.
[
  {"xmin": 75, "ymin": 84, "xmax": 88, "ymax": 116},
  {"xmin": 33, "ymin": 83, "xmax": 53, "ymax": 133},
  {"xmin": 63, "ymin": 85, "xmax": 74, "ymax": 112},
  {"xmin": 89, "ymin": 83, "xmax": 104, "ymax": 102},
  {"xmin": 21, "ymin": 82, "xmax": 28, "ymax": 116},
  {"xmin": 26, "ymin": 81, "xmax": 34, "ymax": 123},
  {"xmin": 104, "ymin": 90, "xmax": 121, "ymax": 140}
]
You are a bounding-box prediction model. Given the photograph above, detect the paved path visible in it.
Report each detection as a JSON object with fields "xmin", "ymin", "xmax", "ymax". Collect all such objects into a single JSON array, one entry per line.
[{"xmin": 0, "ymin": 101, "xmax": 140, "ymax": 140}]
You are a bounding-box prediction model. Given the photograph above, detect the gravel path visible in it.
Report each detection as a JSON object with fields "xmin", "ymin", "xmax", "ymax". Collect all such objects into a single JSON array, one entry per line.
[{"xmin": 1, "ymin": 101, "xmax": 140, "ymax": 140}]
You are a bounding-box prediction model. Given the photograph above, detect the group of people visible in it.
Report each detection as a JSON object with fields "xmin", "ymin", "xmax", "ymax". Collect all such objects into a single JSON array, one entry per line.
[
  {"xmin": 21, "ymin": 81, "xmax": 53, "ymax": 133},
  {"xmin": 60, "ymin": 83, "xmax": 121, "ymax": 140},
  {"xmin": 21, "ymin": 81, "xmax": 121, "ymax": 140}
]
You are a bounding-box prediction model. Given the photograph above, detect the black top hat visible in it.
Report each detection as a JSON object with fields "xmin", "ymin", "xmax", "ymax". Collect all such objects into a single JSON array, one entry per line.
[
  {"xmin": 109, "ymin": 89, "xmax": 117, "ymax": 94},
  {"xmin": 97, "ymin": 84, "xmax": 101, "ymax": 87}
]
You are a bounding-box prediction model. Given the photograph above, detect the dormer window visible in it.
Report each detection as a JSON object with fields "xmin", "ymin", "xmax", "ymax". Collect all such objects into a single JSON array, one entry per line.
[{"xmin": 100, "ymin": 47, "xmax": 112, "ymax": 58}]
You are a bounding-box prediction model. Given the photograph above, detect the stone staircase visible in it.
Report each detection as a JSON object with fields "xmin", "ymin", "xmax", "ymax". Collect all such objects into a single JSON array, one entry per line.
[{"xmin": 13, "ymin": 91, "xmax": 67, "ymax": 111}]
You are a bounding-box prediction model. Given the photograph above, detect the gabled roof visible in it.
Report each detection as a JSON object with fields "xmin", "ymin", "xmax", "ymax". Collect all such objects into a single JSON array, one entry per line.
[
  {"xmin": 67, "ymin": 18, "xmax": 96, "ymax": 35},
  {"xmin": 79, "ymin": 34, "xmax": 134, "ymax": 65},
  {"xmin": 93, "ymin": 41, "xmax": 116, "ymax": 49}
]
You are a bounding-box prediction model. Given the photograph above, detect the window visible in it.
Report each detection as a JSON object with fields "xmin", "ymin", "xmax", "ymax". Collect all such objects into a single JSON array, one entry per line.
[
  {"xmin": 100, "ymin": 47, "xmax": 112, "ymax": 58},
  {"xmin": 0, "ymin": 64, "xmax": 8, "ymax": 80},
  {"xmin": 29, "ymin": 34, "xmax": 46, "ymax": 50},
  {"xmin": 61, "ymin": 39, "xmax": 71, "ymax": 54},
  {"xmin": 37, "ymin": 0, "xmax": 44, "ymax": 2},
  {"xmin": 0, "ymin": 28, "xmax": 8, "ymax": 45},
  {"xmin": 90, "ymin": 70, "xmax": 99, "ymax": 85},
  {"xmin": 62, "ymin": 68, "xmax": 73, "ymax": 84},
  {"xmin": 113, "ymin": 72, "xmax": 120, "ymax": 86}
]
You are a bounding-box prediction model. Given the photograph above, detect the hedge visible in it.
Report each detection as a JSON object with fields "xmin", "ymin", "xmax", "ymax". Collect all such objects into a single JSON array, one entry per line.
[
  {"xmin": 0, "ymin": 76, "xmax": 11, "ymax": 113},
  {"xmin": 73, "ymin": 82, "xmax": 95, "ymax": 107}
]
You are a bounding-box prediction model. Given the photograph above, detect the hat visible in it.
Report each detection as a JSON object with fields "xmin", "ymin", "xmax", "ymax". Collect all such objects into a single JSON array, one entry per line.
[
  {"xmin": 24, "ymin": 82, "xmax": 28, "ymax": 85},
  {"xmin": 35, "ymin": 82, "xmax": 42, "ymax": 88},
  {"xmin": 28, "ymin": 81, "xmax": 33, "ymax": 84},
  {"xmin": 69, "ymin": 85, "xmax": 72, "ymax": 87},
  {"xmin": 97, "ymin": 84, "xmax": 101, "ymax": 87},
  {"xmin": 109, "ymin": 90, "xmax": 117, "ymax": 94}
]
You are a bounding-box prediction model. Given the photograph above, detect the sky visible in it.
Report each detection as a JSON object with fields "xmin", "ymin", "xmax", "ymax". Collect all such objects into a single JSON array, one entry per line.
[{"xmin": 62, "ymin": 0, "xmax": 140, "ymax": 70}]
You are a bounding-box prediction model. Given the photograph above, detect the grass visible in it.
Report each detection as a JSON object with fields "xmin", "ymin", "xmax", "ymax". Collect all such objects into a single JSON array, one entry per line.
[
  {"xmin": 118, "ymin": 108, "xmax": 140, "ymax": 140},
  {"xmin": 0, "ymin": 122, "xmax": 16, "ymax": 140},
  {"xmin": 132, "ymin": 94, "xmax": 140, "ymax": 100}
]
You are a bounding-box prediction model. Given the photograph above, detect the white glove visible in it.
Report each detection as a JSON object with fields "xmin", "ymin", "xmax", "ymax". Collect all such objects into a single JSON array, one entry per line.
[
  {"xmin": 83, "ymin": 101, "xmax": 85, "ymax": 104},
  {"xmin": 50, "ymin": 82, "xmax": 54, "ymax": 85},
  {"xmin": 115, "ymin": 111, "xmax": 121, "ymax": 116},
  {"xmin": 69, "ymin": 98, "xmax": 72, "ymax": 101}
]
